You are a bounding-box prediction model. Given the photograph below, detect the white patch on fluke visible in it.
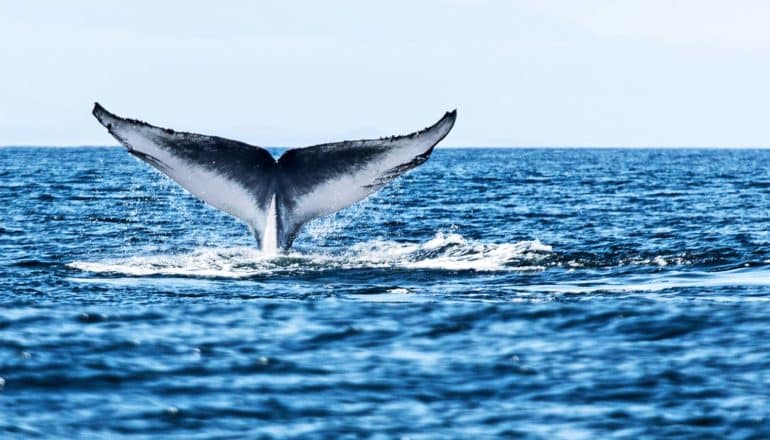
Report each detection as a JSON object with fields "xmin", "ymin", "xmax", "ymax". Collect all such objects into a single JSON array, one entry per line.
[
  {"xmin": 288, "ymin": 134, "xmax": 449, "ymax": 226},
  {"xmin": 118, "ymin": 127, "xmax": 268, "ymax": 236},
  {"xmin": 262, "ymin": 195, "xmax": 278, "ymax": 255}
]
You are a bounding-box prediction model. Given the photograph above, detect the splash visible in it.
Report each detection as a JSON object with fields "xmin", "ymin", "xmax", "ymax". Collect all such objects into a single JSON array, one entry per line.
[
  {"xmin": 67, "ymin": 232, "xmax": 553, "ymax": 278},
  {"xmin": 342, "ymin": 232, "xmax": 552, "ymax": 271},
  {"xmin": 69, "ymin": 246, "xmax": 272, "ymax": 278}
]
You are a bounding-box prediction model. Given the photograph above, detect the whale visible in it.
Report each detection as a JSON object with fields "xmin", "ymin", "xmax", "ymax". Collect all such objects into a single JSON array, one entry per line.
[{"xmin": 92, "ymin": 103, "xmax": 456, "ymax": 252}]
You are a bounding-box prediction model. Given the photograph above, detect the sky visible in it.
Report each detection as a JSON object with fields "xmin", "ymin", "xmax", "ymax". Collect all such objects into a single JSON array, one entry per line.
[{"xmin": 2, "ymin": 0, "xmax": 770, "ymax": 147}]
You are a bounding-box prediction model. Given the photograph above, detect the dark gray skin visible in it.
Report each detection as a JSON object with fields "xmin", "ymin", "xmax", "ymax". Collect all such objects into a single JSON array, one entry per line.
[{"xmin": 93, "ymin": 103, "xmax": 456, "ymax": 250}]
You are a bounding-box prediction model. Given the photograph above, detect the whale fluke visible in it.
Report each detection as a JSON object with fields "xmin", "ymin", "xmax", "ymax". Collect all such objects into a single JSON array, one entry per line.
[{"xmin": 92, "ymin": 103, "xmax": 456, "ymax": 251}]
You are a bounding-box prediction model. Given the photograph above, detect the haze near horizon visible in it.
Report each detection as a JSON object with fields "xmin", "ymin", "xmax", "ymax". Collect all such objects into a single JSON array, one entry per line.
[{"xmin": 2, "ymin": 0, "xmax": 770, "ymax": 147}]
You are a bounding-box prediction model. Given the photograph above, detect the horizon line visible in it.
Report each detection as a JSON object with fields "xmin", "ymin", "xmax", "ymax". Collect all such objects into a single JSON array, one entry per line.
[{"xmin": 3, "ymin": 144, "xmax": 770, "ymax": 149}]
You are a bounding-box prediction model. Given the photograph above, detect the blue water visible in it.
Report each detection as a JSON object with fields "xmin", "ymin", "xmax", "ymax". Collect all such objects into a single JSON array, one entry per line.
[{"xmin": 3, "ymin": 147, "xmax": 770, "ymax": 438}]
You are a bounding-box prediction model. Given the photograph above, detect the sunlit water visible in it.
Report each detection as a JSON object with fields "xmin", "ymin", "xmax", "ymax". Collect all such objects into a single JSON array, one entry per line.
[{"xmin": 3, "ymin": 147, "xmax": 770, "ymax": 438}]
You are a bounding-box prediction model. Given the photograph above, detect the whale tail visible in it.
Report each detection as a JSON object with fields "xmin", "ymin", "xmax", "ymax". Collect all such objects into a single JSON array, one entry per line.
[{"xmin": 92, "ymin": 103, "xmax": 456, "ymax": 251}]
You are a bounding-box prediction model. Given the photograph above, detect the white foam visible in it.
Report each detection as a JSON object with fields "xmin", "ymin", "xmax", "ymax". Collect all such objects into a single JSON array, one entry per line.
[
  {"xmin": 344, "ymin": 232, "xmax": 551, "ymax": 271},
  {"xmin": 67, "ymin": 232, "xmax": 553, "ymax": 278},
  {"xmin": 67, "ymin": 233, "xmax": 770, "ymax": 299},
  {"xmin": 69, "ymin": 246, "xmax": 270, "ymax": 278}
]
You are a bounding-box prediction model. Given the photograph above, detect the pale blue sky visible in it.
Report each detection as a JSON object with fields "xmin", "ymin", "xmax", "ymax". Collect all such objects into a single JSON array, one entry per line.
[{"xmin": 3, "ymin": 0, "xmax": 770, "ymax": 147}]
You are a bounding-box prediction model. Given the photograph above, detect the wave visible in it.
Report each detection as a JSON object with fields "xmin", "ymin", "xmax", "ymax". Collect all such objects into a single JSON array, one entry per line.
[
  {"xmin": 517, "ymin": 266, "xmax": 770, "ymax": 297},
  {"xmin": 67, "ymin": 232, "xmax": 553, "ymax": 278}
]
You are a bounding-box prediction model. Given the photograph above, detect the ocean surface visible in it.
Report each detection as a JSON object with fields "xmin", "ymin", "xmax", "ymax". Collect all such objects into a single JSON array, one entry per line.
[{"xmin": 3, "ymin": 147, "xmax": 770, "ymax": 439}]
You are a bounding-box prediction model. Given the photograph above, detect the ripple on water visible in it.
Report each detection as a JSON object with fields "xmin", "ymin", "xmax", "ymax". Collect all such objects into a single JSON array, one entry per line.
[{"xmin": 6, "ymin": 148, "xmax": 770, "ymax": 437}]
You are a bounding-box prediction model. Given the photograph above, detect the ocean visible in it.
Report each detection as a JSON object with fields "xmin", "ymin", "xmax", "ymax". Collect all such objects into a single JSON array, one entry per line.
[{"xmin": 2, "ymin": 147, "xmax": 770, "ymax": 438}]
